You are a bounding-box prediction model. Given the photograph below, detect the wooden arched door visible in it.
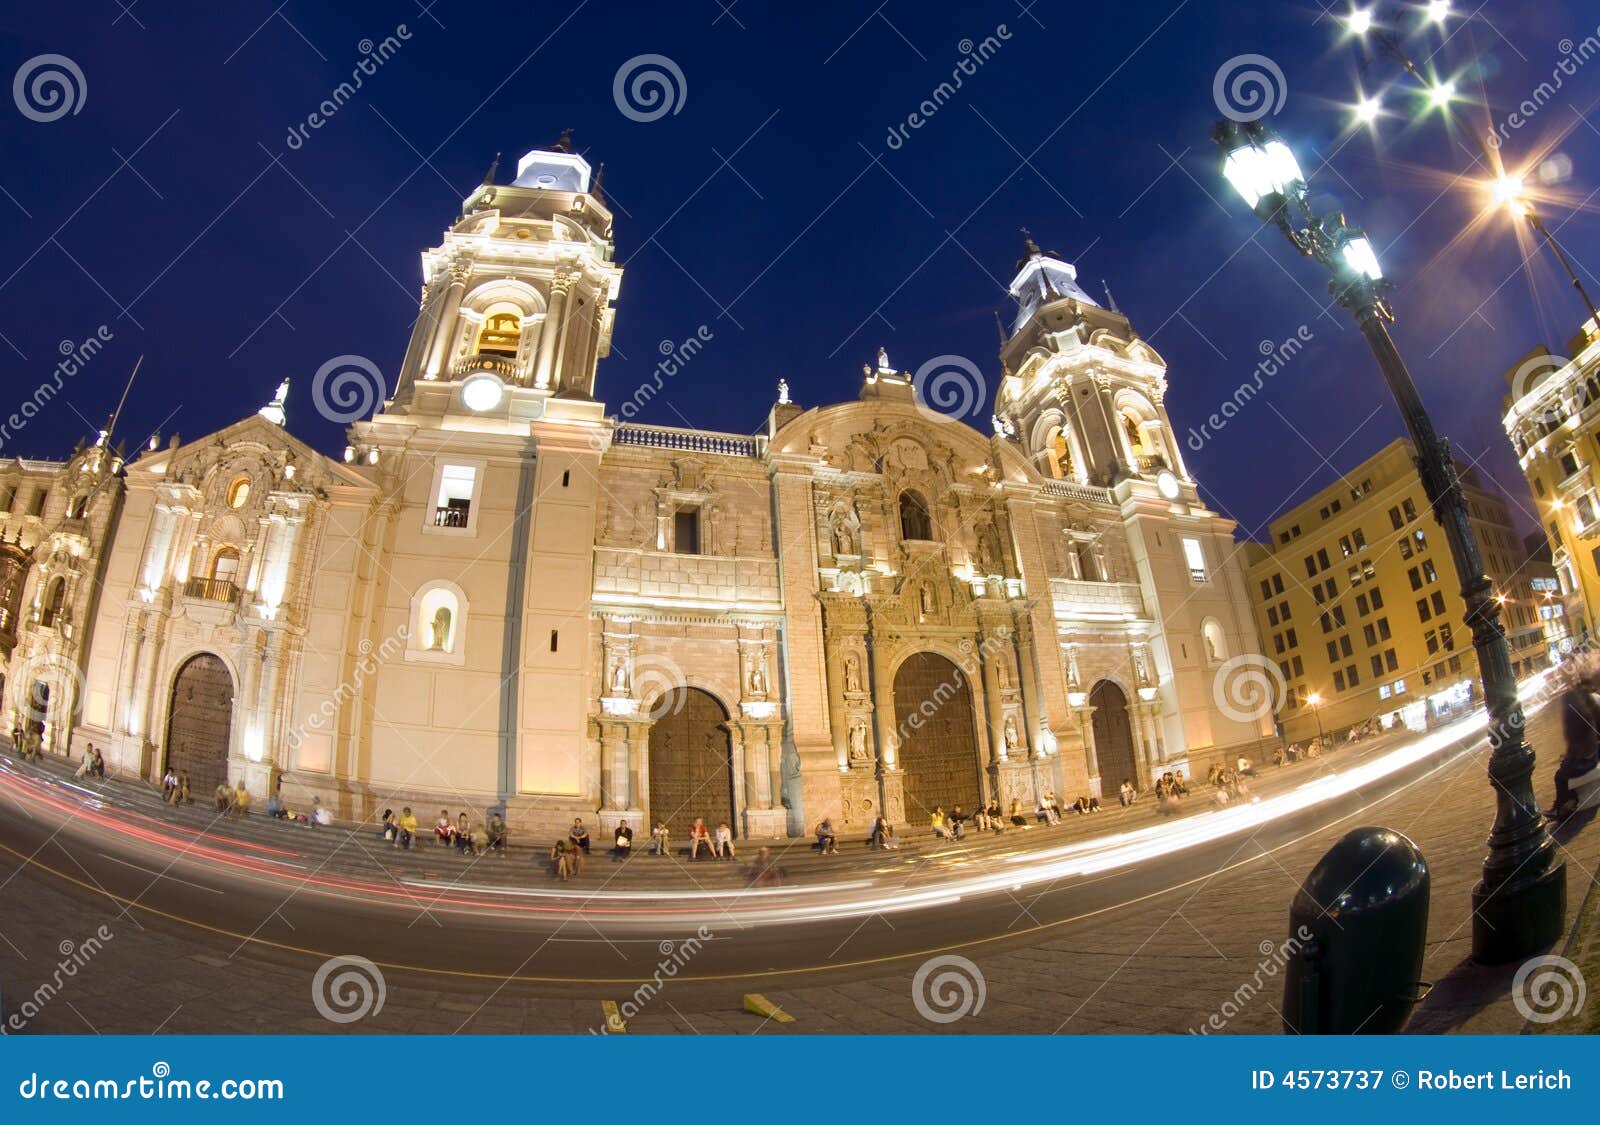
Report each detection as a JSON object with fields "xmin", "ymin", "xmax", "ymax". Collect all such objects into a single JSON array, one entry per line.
[
  {"xmin": 893, "ymin": 652, "xmax": 982, "ymax": 822},
  {"xmin": 1089, "ymin": 679, "xmax": 1138, "ymax": 790},
  {"xmin": 164, "ymin": 654, "xmax": 235, "ymax": 795},
  {"xmin": 646, "ymin": 688, "xmax": 734, "ymax": 839}
]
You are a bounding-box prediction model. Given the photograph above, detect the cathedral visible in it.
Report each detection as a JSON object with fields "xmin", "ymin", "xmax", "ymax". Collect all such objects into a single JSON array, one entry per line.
[{"xmin": 0, "ymin": 139, "xmax": 1273, "ymax": 839}]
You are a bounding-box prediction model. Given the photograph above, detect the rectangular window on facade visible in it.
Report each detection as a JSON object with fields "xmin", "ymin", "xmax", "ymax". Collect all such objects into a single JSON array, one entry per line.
[
  {"xmin": 1403, "ymin": 499, "xmax": 1417, "ymax": 521},
  {"xmin": 1276, "ymin": 634, "xmax": 1286, "ymax": 654},
  {"xmin": 1293, "ymin": 656, "xmax": 1304, "ymax": 677},
  {"xmin": 1273, "ymin": 574, "xmax": 1285, "ymax": 594},
  {"xmin": 1267, "ymin": 606, "xmax": 1279, "ymax": 627},
  {"xmin": 1441, "ymin": 623, "xmax": 1454, "ymax": 651},
  {"xmin": 1431, "ymin": 591, "xmax": 1445, "ymax": 615},
  {"xmin": 1334, "ymin": 670, "xmax": 1346, "ymax": 692},
  {"xmin": 1339, "ymin": 535, "xmax": 1353, "ymax": 557},
  {"xmin": 1371, "ymin": 654, "xmax": 1384, "ymax": 677},
  {"xmin": 1409, "ymin": 566, "xmax": 1423, "ymax": 591},
  {"xmin": 433, "ymin": 464, "xmax": 478, "ymax": 530},
  {"xmin": 1426, "ymin": 629, "xmax": 1439, "ymax": 654},
  {"xmin": 1390, "ymin": 506, "xmax": 1403, "ymax": 530},
  {"xmin": 1370, "ymin": 587, "xmax": 1384, "ymax": 609},
  {"xmin": 1279, "ymin": 601, "xmax": 1291, "ymax": 620},
  {"xmin": 1182, "ymin": 537, "xmax": 1207, "ymax": 582},
  {"xmin": 1260, "ymin": 579, "xmax": 1273, "ymax": 600},
  {"xmin": 1378, "ymin": 618, "xmax": 1391, "ymax": 641},
  {"xmin": 1326, "ymin": 640, "xmax": 1339, "ymax": 662},
  {"xmin": 1347, "ymin": 665, "xmax": 1359, "ymax": 687},
  {"xmin": 1317, "ymin": 547, "xmax": 1330, "ymax": 570},
  {"xmin": 1362, "ymin": 559, "xmax": 1375, "ymax": 581},
  {"xmin": 1304, "ymin": 555, "xmax": 1318, "ymax": 578},
  {"xmin": 674, "ymin": 507, "xmax": 702, "ymax": 555},
  {"xmin": 1363, "ymin": 623, "xmax": 1377, "ymax": 646},
  {"xmin": 1417, "ymin": 597, "xmax": 1431, "ymax": 622},
  {"xmin": 1356, "ymin": 593, "xmax": 1370, "ymax": 616},
  {"xmin": 1319, "ymin": 612, "xmax": 1332, "ymax": 634},
  {"xmin": 1353, "ymin": 528, "xmax": 1366, "ymax": 550},
  {"xmin": 1400, "ymin": 537, "xmax": 1414, "ymax": 559},
  {"xmin": 1332, "ymin": 605, "xmax": 1346, "ymax": 627},
  {"xmin": 1422, "ymin": 560, "xmax": 1437, "ymax": 584},
  {"xmin": 1286, "ymin": 628, "xmax": 1297, "ymax": 648},
  {"xmin": 1340, "ymin": 634, "xmax": 1353, "ymax": 658},
  {"xmin": 1386, "ymin": 649, "xmax": 1399, "ymax": 672}
]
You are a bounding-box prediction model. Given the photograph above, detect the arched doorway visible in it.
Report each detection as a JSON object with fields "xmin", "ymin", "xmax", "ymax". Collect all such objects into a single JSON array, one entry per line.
[
  {"xmin": 893, "ymin": 652, "xmax": 982, "ymax": 822},
  {"xmin": 1090, "ymin": 680, "xmax": 1138, "ymax": 791},
  {"xmin": 163, "ymin": 654, "xmax": 234, "ymax": 795},
  {"xmin": 646, "ymin": 688, "xmax": 734, "ymax": 840}
]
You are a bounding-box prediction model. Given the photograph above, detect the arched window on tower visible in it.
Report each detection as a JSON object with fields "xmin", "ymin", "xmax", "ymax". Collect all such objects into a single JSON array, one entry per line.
[
  {"xmin": 226, "ymin": 475, "xmax": 251, "ymax": 510},
  {"xmin": 65, "ymin": 493, "xmax": 90, "ymax": 520},
  {"xmin": 476, "ymin": 312, "xmax": 522, "ymax": 357},
  {"xmin": 40, "ymin": 577, "xmax": 66, "ymax": 628},
  {"xmin": 1202, "ymin": 618, "xmax": 1227, "ymax": 665},
  {"xmin": 407, "ymin": 580, "xmax": 467, "ymax": 665},
  {"xmin": 899, "ymin": 490, "xmax": 933, "ymax": 541}
]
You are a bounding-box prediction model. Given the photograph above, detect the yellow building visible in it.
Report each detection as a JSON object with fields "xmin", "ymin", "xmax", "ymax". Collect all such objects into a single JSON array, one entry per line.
[
  {"xmin": 1501, "ymin": 318, "xmax": 1600, "ymax": 644},
  {"xmin": 1245, "ymin": 438, "xmax": 1543, "ymax": 743}
]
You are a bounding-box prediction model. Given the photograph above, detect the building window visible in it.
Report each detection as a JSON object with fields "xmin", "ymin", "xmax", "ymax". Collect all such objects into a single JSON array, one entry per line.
[
  {"xmin": 674, "ymin": 507, "xmax": 702, "ymax": 555},
  {"xmin": 226, "ymin": 475, "xmax": 251, "ymax": 510},
  {"xmin": 29, "ymin": 489, "xmax": 46, "ymax": 517},
  {"xmin": 899, "ymin": 490, "xmax": 933, "ymax": 541},
  {"xmin": 40, "ymin": 576, "xmax": 66, "ymax": 628},
  {"xmin": 1370, "ymin": 587, "xmax": 1384, "ymax": 610},
  {"xmin": 1334, "ymin": 670, "xmax": 1346, "ymax": 692},
  {"xmin": 1285, "ymin": 628, "xmax": 1298, "ymax": 648},
  {"xmin": 430, "ymin": 463, "xmax": 481, "ymax": 533},
  {"xmin": 1182, "ymin": 538, "xmax": 1207, "ymax": 582}
]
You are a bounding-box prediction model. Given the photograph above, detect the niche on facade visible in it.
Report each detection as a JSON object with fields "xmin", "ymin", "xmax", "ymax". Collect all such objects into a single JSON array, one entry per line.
[{"xmin": 406, "ymin": 579, "xmax": 467, "ymax": 665}]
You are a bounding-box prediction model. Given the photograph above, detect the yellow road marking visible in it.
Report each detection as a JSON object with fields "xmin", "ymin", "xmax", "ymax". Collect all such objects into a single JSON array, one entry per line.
[{"xmin": 601, "ymin": 1000, "xmax": 626, "ymax": 1033}]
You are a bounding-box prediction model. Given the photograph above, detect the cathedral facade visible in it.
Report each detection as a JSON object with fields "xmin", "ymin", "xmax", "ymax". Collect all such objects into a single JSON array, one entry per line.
[{"xmin": 3, "ymin": 142, "xmax": 1273, "ymax": 838}]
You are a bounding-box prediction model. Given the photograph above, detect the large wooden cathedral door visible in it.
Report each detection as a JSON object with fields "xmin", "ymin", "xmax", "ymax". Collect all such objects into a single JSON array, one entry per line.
[
  {"xmin": 893, "ymin": 652, "xmax": 982, "ymax": 822},
  {"xmin": 646, "ymin": 688, "xmax": 735, "ymax": 840},
  {"xmin": 164, "ymin": 654, "xmax": 235, "ymax": 794}
]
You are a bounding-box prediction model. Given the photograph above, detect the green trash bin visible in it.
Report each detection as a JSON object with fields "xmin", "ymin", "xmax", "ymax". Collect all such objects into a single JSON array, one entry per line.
[{"xmin": 1283, "ymin": 826, "xmax": 1429, "ymax": 1033}]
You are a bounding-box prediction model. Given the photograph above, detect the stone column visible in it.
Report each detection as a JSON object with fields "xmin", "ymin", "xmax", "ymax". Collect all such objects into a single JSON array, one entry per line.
[
  {"xmin": 424, "ymin": 261, "xmax": 470, "ymax": 379},
  {"xmin": 1011, "ymin": 612, "xmax": 1044, "ymax": 758},
  {"xmin": 1077, "ymin": 706, "xmax": 1101, "ymax": 794},
  {"xmin": 533, "ymin": 272, "xmax": 571, "ymax": 390}
]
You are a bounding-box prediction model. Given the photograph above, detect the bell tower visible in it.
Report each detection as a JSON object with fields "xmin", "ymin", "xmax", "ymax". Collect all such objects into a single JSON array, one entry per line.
[
  {"xmin": 387, "ymin": 131, "xmax": 622, "ymax": 418},
  {"xmin": 996, "ymin": 234, "xmax": 1191, "ymax": 494}
]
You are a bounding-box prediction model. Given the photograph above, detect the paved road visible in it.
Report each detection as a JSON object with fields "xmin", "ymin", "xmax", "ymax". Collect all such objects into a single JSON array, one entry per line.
[{"xmin": 0, "ymin": 703, "xmax": 1593, "ymax": 1033}]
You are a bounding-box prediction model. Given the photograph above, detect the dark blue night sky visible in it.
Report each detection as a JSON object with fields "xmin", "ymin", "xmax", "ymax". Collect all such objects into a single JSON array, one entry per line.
[{"xmin": 2, "ymin": 1, "xmax": 1596, "ymax": 541}]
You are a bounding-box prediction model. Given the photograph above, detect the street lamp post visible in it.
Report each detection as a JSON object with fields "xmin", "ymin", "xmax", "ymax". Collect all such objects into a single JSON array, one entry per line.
[
  {"xmin": 1213, "ymin": 117, "xmax": 1566, "ymax": 963},
  {"xmin": 1306, "ymin": 691, "xmax": 1326, "ymax": 751}
]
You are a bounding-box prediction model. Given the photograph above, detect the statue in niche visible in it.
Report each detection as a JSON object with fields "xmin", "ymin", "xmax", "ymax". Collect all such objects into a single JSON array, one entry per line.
[
  {"xmin": 610, "ymin": 658, "xmax": 630, "ymax": 695},
  {"xmin": 748, "ymin": 658, "xmax": 768, "ymax": 697},
  {"xmin": 848, "ymin": 721, "xmax": 870, "ymax": 761},
  {"xmin": 976, "ymin": 528, "xmax": 999, "ymax": 575},
  {"xmin": 920, "ymin": 583, "xmax": 935, "ymax": 617},
  {"xmin": 833, "ymin": 518, "xmax": 856, "ymax": 556},
  {"xmin": 844, "ymin": 654, "xmax": 863, "ymax": 694},
  {"xmin": 997, "ymin": 659, "xmax": 1011, "ymax": 691},
  {"xmin": 428, "ymin": 606, "xmax": 452, "ymax": 652},
  {"xmin": 1004, "ymin": 715, "xmax": 1020, "ymax": 752}
]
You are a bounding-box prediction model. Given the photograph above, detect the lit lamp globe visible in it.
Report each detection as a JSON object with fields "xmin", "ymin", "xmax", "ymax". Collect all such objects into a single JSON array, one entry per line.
[
  {"xmin": 461, "ymin": 372, "xmax": 505, "ymax": 412},
  {"xmin": 1156, "ymin": 470, "xmax": 1181, "ymax": 500}
]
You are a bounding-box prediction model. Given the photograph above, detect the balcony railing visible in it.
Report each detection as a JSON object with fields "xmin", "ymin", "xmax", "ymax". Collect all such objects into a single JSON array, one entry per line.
[
  {"xmin": 449, "ymin": 353, "xmax": 521, "ymax": 381},
  {"xmin": 1134, "ymin": 453, "xmax": 1169, "ymax": 473},
  {"xmin": 613, "ymin": 423, "xmax": 766, "ymax": 458},
  {"xmin": 1039, "ymin": 479, "xmax": 1115, "ymax": 505},
  {"xmin": 183, "ymin": 577, "xmax": 238, "ymax": 603},
  {"xmin": 434, "ymin": 505, "xmax": 470, "ymax": 528}
]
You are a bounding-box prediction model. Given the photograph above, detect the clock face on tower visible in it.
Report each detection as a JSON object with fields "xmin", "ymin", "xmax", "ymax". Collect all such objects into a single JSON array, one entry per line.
[{"xmin": 1156, "ymin": 470, "xmax": 1180, "ymax": 500}]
